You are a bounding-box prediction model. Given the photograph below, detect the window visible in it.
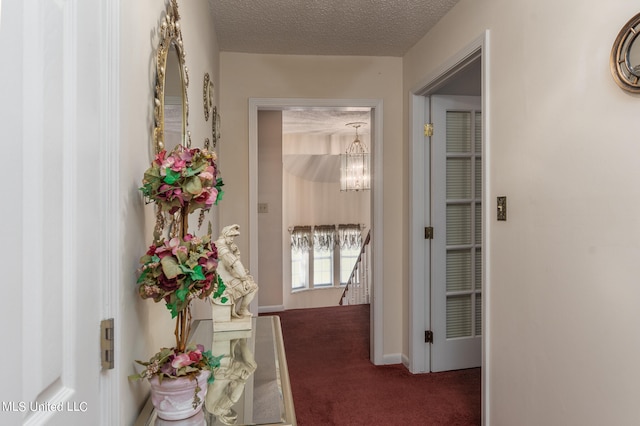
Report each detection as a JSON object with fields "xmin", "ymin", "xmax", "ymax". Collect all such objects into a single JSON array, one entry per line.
[
  {"xmin": 340, "ymin": 246, "xmax": 360, "ymax": 284},
  {"xmin": 313, "ymin": 225, "xmax": 334, "ymax": 287},
  {"xmin": 291, "ymin": 248, "xmax": 308, "ymax": 289},
  {"xmin": 290, "ymin": 226, "xmax": 312, "ymax": 290},
  {"xmin": 290, "ymin": 224, "xmax": 363, "ymax": 291},
  {"xmin": 338, "ymin": 224, "xmax": 363, "ymax": 284},
  {"xmin": 313, "ymin": 247, "xmax": 333, "ymax": 286}
]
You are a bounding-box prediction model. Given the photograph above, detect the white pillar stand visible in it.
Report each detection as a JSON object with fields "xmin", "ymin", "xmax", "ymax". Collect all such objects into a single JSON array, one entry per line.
[{"xmin": 212, "ymin": 303, "xmax": 253, "ymax": 332}]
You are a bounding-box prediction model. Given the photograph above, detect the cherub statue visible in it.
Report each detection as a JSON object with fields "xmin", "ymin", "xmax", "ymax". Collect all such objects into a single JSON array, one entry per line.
[
  {"xmin": 214, "ymin": 224, "xmax": 258, "ymax": 319},
  {"xmin": 205, "ymin": 338, "xmax": 257, "ymax": 425}
]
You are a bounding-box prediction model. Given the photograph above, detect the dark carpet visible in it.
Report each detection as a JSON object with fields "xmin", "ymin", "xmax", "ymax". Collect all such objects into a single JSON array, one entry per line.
[{"xmin": 270, "ymin": 304, "xmax": 481, "ymax": 426}]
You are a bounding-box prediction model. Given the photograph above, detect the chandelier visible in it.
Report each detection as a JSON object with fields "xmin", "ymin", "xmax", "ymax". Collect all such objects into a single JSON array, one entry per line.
[{"xmin": 340, "ymin": 122, "xmax": 370, "ymax": 192}]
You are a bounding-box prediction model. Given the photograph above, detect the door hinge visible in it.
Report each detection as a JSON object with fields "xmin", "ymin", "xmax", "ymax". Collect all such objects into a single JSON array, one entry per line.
[
  {"xmin": 424, "ymin": 226, "xmax": 434, "ymax": 239},
  {"xmin": 424, "ymin": 123, "xmax": 434, "ymax": 137},
  {"xmin": 425, "ymin": 330, "xmax": 434, "ymax": 343},
  {"xmin": 101, "ymin": 318, "xmax": 114, "ymax": 370}
]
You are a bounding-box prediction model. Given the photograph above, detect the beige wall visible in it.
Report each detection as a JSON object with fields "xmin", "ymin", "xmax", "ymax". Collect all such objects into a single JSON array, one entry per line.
[
  {"xmin": 258, "ymin": 110, "xmax": 284, "ymax": 308},
  {"xmin": 118, "ymin": 1, "xmax": 220, "ymax": 423},
  {"xmin": 404, "ymin": 0, "xmax": 640, "ymax": 424},
  {"xmin": 220, "ymin": 53, "xmax": 404, "ymax": 355}
]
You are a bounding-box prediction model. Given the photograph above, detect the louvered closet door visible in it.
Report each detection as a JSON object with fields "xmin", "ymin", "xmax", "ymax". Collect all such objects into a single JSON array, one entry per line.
[{"xmin": 431, "ymin": 95, "xmax": 482, "ymax": 372}]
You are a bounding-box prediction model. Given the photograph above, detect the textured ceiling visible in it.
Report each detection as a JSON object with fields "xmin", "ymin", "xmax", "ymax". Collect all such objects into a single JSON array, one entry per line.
[
  {"xmin": 282, "ymin": 109, "xmax": 371, "ymax": 183},
  {"xmin": 282, "ymin": 109, "xmax": 370, "ymax": 139},
  {"xmin": 208, "ymin": 0, "xmax": 460, "ymax": 56},
  {"xmin": 208, "ymin": 0, "xmax": 467, "ymax": 183}
]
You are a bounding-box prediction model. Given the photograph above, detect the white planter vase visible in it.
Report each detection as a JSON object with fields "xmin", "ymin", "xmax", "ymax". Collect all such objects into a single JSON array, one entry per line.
[{"xmin": 149, "ymin": 371, "xmax": 211, "ymax": 421}]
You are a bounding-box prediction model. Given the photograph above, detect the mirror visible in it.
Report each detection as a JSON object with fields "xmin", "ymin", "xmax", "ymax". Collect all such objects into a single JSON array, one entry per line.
[
  {"xmin": 153, "ymin": 0, "xmax": 190, "ymax": 153},
  {"xmin": 611, "ymin": 12, "xmax": 640, "ymax": 93}
]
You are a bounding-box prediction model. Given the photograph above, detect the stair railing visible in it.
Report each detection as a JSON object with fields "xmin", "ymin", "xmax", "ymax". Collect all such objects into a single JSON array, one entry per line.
[{"xmin": 339, "ymin": 230, "xmax": 371, "ymax": 305}]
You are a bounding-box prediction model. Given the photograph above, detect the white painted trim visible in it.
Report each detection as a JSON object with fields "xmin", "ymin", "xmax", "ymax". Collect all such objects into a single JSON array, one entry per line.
[
  {"xmin": 62, "ymin": 0, "xmax": 78, "ymax": 395},
  {"xmin": 21, "ymin": 0, "xmax": 45, "ymax": 399},
  {"xmin": 258, "ymin": 305, "xmax": 286, "ymax": 314},
  {"xmin": 248, "ymin": 97, "xmax": 384, "ymax": 365},
  {"xmin": 408, "ymin": 93, "xmax": 430, "ymax": 374},
  {"xmin": 99, "ymin": 0, "xmax": 120, "ymax": 424},
  {"xmin": 401, "ymin": 353, "xmax": 410, "ymax": 369},
  {"xmin": 382, "ymin": 353, "xmax": 403, "ymax": 365},
  {"xmin": 408, "ymin": 30, "xmax": 490, "ymax": 425},
  {"xmin": 481, "ymin": 30, "xmax": 491, "ymax": 426}
]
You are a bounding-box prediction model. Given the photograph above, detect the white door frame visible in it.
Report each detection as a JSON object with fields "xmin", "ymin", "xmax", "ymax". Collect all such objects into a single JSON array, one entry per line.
[
  {"xmin": 99, "ymin": 0, "xmax": 121, "ymax": 424},
  {"xmin": 249, "ymin": 98, "xmax": 385, "ymax": 365},
  {"xmin": 408, "ymin": 30, "xmax": 490, "ymax": 422}
]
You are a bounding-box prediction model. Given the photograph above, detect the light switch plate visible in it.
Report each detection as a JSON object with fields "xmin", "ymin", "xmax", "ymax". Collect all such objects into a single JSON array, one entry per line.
[
  {"xmin": 258, "ymin": 203, "xmax": 269, "ymax": 214},
  {"xmin": 497, "ymin": 196, "xmax": 507, "ymax": 221}
]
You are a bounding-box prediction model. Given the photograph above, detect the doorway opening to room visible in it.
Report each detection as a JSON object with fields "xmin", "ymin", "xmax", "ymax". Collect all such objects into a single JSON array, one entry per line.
[
  {"xmin": 249, "ymin": 98, "xmax": 385, "ymax": 365},
  {"xmin": 408, "ymin": 33, "xmax": 488, "ymax": 399},
  {"xmin": 278, "ymin": 108, "xmax": 372, "ymax": 307}
]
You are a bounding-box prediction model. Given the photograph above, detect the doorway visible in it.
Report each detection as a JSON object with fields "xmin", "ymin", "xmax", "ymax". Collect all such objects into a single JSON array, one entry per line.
[
  {"xmin": 249, "ymin": 98, "xmax": 385, "ymax": 365},
  {"xmin": 408, "ymin": 32, "xmax": 489, "ymax": 386}
]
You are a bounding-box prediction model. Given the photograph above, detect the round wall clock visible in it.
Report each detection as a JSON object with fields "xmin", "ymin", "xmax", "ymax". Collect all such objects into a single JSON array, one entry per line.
[{"xmin": 611, "ymin": 12, "xmax": 640, "ymax": 93}]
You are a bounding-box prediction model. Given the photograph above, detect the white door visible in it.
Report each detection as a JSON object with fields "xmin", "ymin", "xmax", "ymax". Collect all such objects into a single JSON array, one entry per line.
[
  {"xmin": 431, "ymin": 95, "xmax": 482, "ymax": 372},
  {"xmin": 1, "ymin": 1, "xmax": 108, "ymax": 423}
]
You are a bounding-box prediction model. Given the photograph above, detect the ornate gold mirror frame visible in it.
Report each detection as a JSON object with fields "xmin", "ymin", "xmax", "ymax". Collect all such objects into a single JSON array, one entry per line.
[
  {"xmin": 153, "ymin": 0, "xmax": 190, "ymax": 154},
  {"xmin": 203, "ymin": 72, "xmax": 213, "ymax": 122},
  {"xmin": 611, "ymin": 12, "xmax": 640, "ymax": 93}
]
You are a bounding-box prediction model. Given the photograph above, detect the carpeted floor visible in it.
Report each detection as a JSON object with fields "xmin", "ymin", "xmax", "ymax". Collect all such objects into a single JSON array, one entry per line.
[{"xmin": 270, "ymin": 304, "xmax": 481, "ymax": 426}]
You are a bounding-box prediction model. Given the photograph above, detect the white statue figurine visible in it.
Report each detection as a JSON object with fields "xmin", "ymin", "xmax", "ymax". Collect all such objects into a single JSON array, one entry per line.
[
  {"xmin": 212, "ymin": 224, "xmax": 258, "ymax": 331},
  {"xmin": 205, "ymin": 338, "xmax": 257, "ymax": 425}
]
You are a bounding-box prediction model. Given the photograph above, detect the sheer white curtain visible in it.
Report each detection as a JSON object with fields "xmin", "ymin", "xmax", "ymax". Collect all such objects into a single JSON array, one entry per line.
[
  {"xmin": 313, "ymin": 225, "xmax": 335, "ymax": 251},
  {"xmin": 338, "ymin": 224, "xmax": 362, "ymax": 250},
  {"xmin": 290, "ymin": 226, "xmax": 312, "ymax": 252}
]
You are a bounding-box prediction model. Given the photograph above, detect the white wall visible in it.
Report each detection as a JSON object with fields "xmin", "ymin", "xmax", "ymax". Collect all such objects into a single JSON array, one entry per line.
[
  {"xmin": 118, "ymin": 1, "xmax": 220, "ymax": 423},
  {"xmin": 404, "ymin": 1, "xmax": 640, "ymax": 424},
  {"xmin": 220, "ymin": 53, "xmax": 403, "ymax": 355}
]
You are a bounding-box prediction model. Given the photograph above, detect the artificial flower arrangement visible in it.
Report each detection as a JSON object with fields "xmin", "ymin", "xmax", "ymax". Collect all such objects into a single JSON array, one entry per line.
[
  {"xmin": 140, "ymin": 145, "xmax": 224, "ymax": 215},
  {"xmin": 128, "ymin": 344, "xmax": 222, "ymax": 410},
  {"xmin": 130, "ymin": 144, "xmax": 225, "ymax": 415},
  {"xmin": 137, "ymin": 233, "xmax": 219, "ymax": 317}
]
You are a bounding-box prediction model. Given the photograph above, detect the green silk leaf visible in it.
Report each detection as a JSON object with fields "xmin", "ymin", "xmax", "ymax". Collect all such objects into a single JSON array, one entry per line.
[
  {"xmin": 161, "ymin": 256, "xmax": 181, "ymax": 279},
  {"xmin": 190, "ymin": 265, "xmax": 205, "ymax": 281},
  {"xmin": 213, "ymin": 275, "xmax": 227, "ymax": 299},
  {"xmin": 179, "ymin": 264, "xmax": 193, "ymax": 274},
  {"xmin": 166, "ymin": 301, "xmax": 178, "ymax": 318},
  {"xmin": 184, "ymin": 176, "xmax": 202, "ymax": 195},
  {"xmin": 164, "ymin": 168, "xmax": 180, "ymax": 184},
  {"xmin": 215, "ymin": 189, "xmax": 224, "ymax": 205},
  {"xmin": 176, "ymin": 285, "xmax": 189, "ymax": 302},
  {"xmin": 137, "ymin": 269, "xmax": 149, "ymax": 284}
]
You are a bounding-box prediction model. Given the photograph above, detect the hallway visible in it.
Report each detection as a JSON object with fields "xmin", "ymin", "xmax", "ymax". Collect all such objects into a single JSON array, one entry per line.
[{"xmin": 271, "ymin": 305, "xmax": 481, "ymax": 425}]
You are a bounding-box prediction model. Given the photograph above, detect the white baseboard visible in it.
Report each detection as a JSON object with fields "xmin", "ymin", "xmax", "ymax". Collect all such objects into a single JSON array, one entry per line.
[
  {"xmin": 258, "ymin": 305, "xmax": 285, "ymax": 314},
  {"xmin": 401, "ymin": 353, "xmax": 410, "ymax": 369},
  {"xmin": 382, "ymin": 353, "xmax": 403, "ymax": 365}
]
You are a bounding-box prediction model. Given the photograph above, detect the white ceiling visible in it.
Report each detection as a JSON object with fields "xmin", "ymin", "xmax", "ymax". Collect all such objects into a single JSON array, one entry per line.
[
  {"xmin": 208, "ymin": 0, "xmax": 461, "ymax": 57},
  {"xmin": 209, "ymin": 0, "xmax": 471, "ymax": 183}
]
